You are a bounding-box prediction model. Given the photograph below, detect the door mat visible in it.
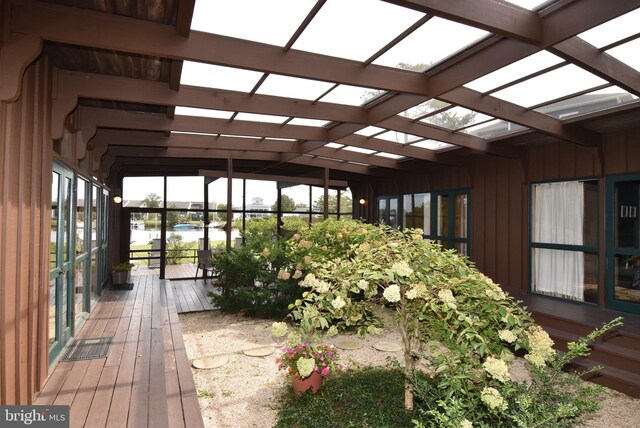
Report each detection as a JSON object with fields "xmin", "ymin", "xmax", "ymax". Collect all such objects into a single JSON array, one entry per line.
[{"xmin": 61, "ymin": 337, "xmax": 113, "ymax": 361}]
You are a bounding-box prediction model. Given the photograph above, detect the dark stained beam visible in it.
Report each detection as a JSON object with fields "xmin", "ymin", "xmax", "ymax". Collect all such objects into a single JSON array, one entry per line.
[
  {"xmin": 382, "ymin": 0, "xmax": 542, "ymax": 43},
  {"xmin": 175, "ymin": 0, "xmax": 196, "ymax": 37},
  {"xmin": 199, "ymin": 169, "xmax": 349, "ymax": 188},
  {"xmin": 90, "ymin": 128, "xmax": 417, "ymax": 171},
  {"xmin": 550, "ymin": 37, "xmax": 640, "ymax": 97},
  {"xmin": 14, "ymin": 0, "xmax": 429, "ymax": 95},
  {"xmin": 106, "ymin": 146, "xmax": 283, "ymax": 161}
]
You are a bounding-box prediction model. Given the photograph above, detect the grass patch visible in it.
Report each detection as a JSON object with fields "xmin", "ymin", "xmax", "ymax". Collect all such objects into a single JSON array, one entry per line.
[{"xmin": 275, "ymin": 367, "xmax": 414, "ymax": 428}]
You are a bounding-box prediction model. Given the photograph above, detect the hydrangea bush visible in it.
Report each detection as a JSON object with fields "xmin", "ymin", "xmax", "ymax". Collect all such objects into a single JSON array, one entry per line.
[{"xmin": 279, "ymin": 219, "xmax": 623, "ymax": 426}]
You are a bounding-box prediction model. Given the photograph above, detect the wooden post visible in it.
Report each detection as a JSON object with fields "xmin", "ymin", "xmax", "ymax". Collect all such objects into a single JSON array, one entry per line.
[
  {"xmin": 323, "ymin": 168, "xmax": 329, "ymax": 219},
  {"xmin": 226, "ymin": 159, "xmax": 232, "ymax": 249}
]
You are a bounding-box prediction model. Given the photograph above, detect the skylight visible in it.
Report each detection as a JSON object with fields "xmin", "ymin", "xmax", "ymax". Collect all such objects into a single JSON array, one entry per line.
[
  {"xmin": 535, "ymin": 86, "xmax": 638, "ymax": 119},
  {"xmin": 234, "ymin": 112, "xmax": 289, "ymax": 124},
  {"xmin": 255, "ymin": 75, "xmax": 335, "ymax": 100},
  {"xmin": 464, "ymin": 51, "xmax": 564, "ymax": 93},
  {"xmin": 292, "ymin": 0, "xmax": 424, "ymax": 62},
  {"xmin": 376, "ymin": 131, "xmax": 422, "ymax": 144},
  {"xmin": 373, "ymin": 17, "xmax": 489, "ymax": 71},
  {"xmin": 374, "ymin": 152, "xmax": 404, "ymax": 159},
  {"xmin": 180, "ymin": 61, "xmax": 263, "ymax": 92},
  {"xmin": 325, "ymin": 142, "xmax": 344, "ymax": 149},
  {"xmin": 174, "ymin": 106, "xmax": 233, "ymax": 119},
  {"xmin": 420, "ymin": 107, "xmax": 493, "ymax": 130},
  {"xmin": 319, "ymin": 84, "xmax": 384, "ymax": 106},
  {"xmin": 501, "ymin": 0, "xmax": 550, "ymax": 10},
  {"xmin": 355, "ymin": 126, "xmax": 385, "ymax": 137},
  {"xmin": 398, "ymin": 99, "xmax": 450, "ymax": 120},
  {"xmin": 465, "ymin": 120, "xmax": 526, "ymax": 139},
  {"xmin": 491, "ymin": 64, "xmax": 607, "ymax": 108},
  {"xmin": 287, "ymin": 118, "xmax": 330, "ymax": 127},
  {"xmin": 607, "ymin": 39, "xmax": 640, "ymax": 72},
  {"xmin": 343, "ymin": 146, "xmax": 376, "ymax": 155},
  {"xmin": 190, "ymin": 0, "xmax": 316, "ymax": 47},
  {"xmin": 577, "ymin": 8, "xmax": 640, "ymax": 49},
  {"xmin": 410, "ymin": 140, "xmax": 453, "ymax": 151}
]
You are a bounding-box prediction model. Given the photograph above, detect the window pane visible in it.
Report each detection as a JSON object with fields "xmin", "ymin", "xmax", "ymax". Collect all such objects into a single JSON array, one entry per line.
[
  {"xmin": 123, "ymin": 177, "xmax": 164, "ymax": 208},
  {"xmin": 76, "ymin": 178, "xmax": 87, "ymax": 255},
  {"xmin": 403, "ymin": 193, "xmax": 430, "ymax": 234},
  {"xmin": 378, "ymin": 199, "xmax": 387, "ymax": 224},
  {"xmin": 614, "ymin": 256, "xmax": 640, "ymax": 304},
  {"xmin": 339, "ymin": 189, "xmax": 353, "ymax": 216},
  {"xmin": 454, "ymin": 194, "xmax": 467, "ymax": 238},
  {"xmin": 437, "ymin": 194, "xmax": 449, "ymax": 236},
  {"xmin": 615, "ymin": 180, "xmax": 640, "ymax": 249},
  {"xmin": 532, "ymin": 180, "xmax": 598, "ymax": 247},
  {"xmin": 532, "ymin": 249, "xmax": 597, "ymax": 303},
  {"xmin": 389, "ymin": 198, "xmax": 399, "ymax": 228},
  {"xmin": 167, "ymin": 176, "xmax": 204, "ymax": 208}
]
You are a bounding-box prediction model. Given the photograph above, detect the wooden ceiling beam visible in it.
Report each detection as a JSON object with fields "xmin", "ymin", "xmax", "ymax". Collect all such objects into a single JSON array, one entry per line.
[
  {"xmin": 550, "ymin": 37, "xmax": 640, "ymax": 97},
  {"xmin": 382, "ymin": 0, "xmax": 542, "ymax": 43},
  {"xmin": 198, "ymin": 169, "xmax": 349, "ymax": 188}
]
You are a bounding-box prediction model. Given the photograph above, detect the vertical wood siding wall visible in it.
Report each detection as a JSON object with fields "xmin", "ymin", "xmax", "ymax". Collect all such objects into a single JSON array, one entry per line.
[
  {"xmin": 355, "ymin": 131, "xmax": 640, "ymax": 298},
  {"xmin": 0, "ymin": 58, "xmax": 52, "ymax": 405}
]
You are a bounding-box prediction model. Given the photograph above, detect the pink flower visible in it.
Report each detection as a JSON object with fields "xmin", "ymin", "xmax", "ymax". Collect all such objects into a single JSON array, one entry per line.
[{"xmin": 321, "ymin": 368, "xmax": 329, "ymax": 376}]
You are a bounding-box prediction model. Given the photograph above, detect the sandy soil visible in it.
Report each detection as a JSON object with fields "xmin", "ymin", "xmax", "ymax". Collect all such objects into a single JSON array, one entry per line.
[{"xmin": 179, "ymin": 310, "xmax": 640, "ymax": 428}]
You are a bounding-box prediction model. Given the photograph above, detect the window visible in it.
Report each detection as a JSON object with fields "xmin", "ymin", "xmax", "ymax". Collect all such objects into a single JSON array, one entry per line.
[
  {"xmin": 377, "ymin": 196, "xmax": 400, "ymax": 228},
  {"xmin": 530, "ymin": 180, "xmax": 599, "ymax": 303}
]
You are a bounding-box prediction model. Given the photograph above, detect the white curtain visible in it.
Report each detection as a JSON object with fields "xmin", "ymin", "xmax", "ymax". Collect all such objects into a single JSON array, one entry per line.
[{"xmin": 533, "ymin": 182, "xmax": 584, "ymax": 300}]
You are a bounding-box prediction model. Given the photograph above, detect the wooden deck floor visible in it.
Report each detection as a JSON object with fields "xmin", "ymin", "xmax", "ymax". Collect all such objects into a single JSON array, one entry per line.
[
  {"xmin": 170, "ymin": 279, "xmax": 218, "ymax": 314},
  {"xmin": 35, "ymin": 275, "xmax": 205, "ymax": 428}
]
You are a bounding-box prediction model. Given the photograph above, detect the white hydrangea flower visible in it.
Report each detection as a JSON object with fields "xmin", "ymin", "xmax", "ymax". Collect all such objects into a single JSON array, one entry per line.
[
  {"xmin": 460, "ymin": 420, "xmax": 473, "ymax": 428},
  {"xmin": 383, "ymin": 284, "xmax": 401, "ymax": 303},
  {"xmin": 327, "ymin": 326, "xmax": 339, "ymax": 337},
  {"xmin": 315, "ymin": 280, "xmax": 331, "ymax": 294},
  {"xmin": 481, "ymin": 387, "xmax": 508, "ymax": 411},
  {"xmin": 331, "ymin": 295, "xmax": 346, "ymax": 310},
  {"xmin": 271, "ymin": 321, "xmax": 288, "ymax": 337},
  {"xmin": 357, "ymin": 279, "xmax": 369, "ymax": 290},
  {"xmin": 391, "ymin": 261, "xmax": 413, "ymax": 277},
  {"xmin": 296, "ymin": 357, "xmax": 315, "ymax": 378},
  {"xmin": 437, "ymin": 289, "xmax": 457, "ymax": 309},
  {"xmin": 482, "ymin": 357, "xmax": 511, "ymax": 383},
  {"xmin": 406, "ymin": 288, "xmax": 418, "ymax": 300},
  {"xmin": 498, "ymin": 329, "xmax": 517, "ymax": 344}
]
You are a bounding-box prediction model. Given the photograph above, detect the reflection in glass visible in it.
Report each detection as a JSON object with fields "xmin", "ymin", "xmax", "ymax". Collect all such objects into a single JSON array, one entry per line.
[
  {"xmin": 454, "ymin": 194, "xmax": 467, "ymax": 238},
  {"xmin": 51, "ymin": 172, "xmax": 59, "ymax": 268},
  {"xmin": 615, "ymin": 181, "xmax": 640, "ymax": 249},
  {"xmin": 75, "ymin": 261, "xmax": 87, "ymax": 325},
  {"xmin": 614, "ymin": 255, "xmax": 640, "ymax": 305},
  {"xmin": 48, "ymin": 277, "xmax": 56, "ymax": 346},
  {"xmin": 63, "ymin": 177, "xmax": 72, "ymax": 263},
  {"xmin": 378, "ymin": 199, "xmax": 387, "ymax": 225},
  {"xmin": 403, "ymin": 193, "xmax": 430, "ymax": 234},
  {"xmin": 167, "ymin": 176, "xmax": 204, "ymax": 206},
  {"xmin": 389, "ymin": 198, "xmax": 398, "ymax": 228},
  {"xmin": 532, "ymin": 249, "xmax": 598, "ymax": 303},
  {"xmin": 438, "ymin": 195, "xmax": 449, "ymax": 236},
  {"xmin": 76, "ymin": 179, "xmax": 86, "ymax": 255}
]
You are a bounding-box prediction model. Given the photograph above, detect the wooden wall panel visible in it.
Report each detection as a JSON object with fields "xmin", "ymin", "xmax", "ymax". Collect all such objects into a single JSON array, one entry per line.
[
  {"xmin": 0, "ymin": 58, "xmax": 53, "ymax": 405},
  {"xmin": 528, "ymin": 141, "xmax": 600, "ymax": 181},
  {"xmin": 604, "ymin": 127, "xmax": 640, "ymax": 174}
]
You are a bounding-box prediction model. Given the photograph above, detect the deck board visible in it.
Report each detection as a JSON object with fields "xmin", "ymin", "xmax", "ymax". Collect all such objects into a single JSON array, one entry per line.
[
  {"xmin": 170, "ymin": 279, "xmax": 217, "ymax": 314},
  {"xmin": 34, "ymin": 275, "xmax": 205, "ymax": 428}
]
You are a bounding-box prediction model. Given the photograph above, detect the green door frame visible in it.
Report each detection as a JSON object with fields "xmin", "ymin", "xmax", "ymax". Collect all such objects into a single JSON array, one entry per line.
[
  {"xmin": 49, "ymin": 162, "xmax": 76, "ymax": 364},
  {"xmin": 605, "ymin": 173, "xmax": 640, "ymax": 314}
]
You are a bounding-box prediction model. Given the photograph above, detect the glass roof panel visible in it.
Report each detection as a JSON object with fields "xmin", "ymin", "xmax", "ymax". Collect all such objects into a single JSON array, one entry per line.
[
  {"xmin": 373, "ymin": 17, "xmax": 488, "ymax": 71},
  {"xmin": 171, "ymin": 130, "xmax": 218, "ymax": 137},
  {"xmin": 191, "ymin": 0, "xmax": 316, "ymax": 47},
  {"xmin": 180, "ymin": 61, "xmax": 263, "ymax": 92},
  {"xmin": 287, "ymin": 118, "xmax": 330, "ymax": 127},
  {"xmin": 174, "ymin": 106, "xmax": 233, "ymax": 119},
  {"xmin": 578, "ymin": 9, "xmax": 640, "ymax": 49},
  {"xmin": 466, "ymin": 120, "xmax": 527, "ymax": 139},
  {"xmin": 219, "ymin": 134, "xmax": 262, "ymax": 139},
  {"xmin": 374, "ymin": 152, "xmax": 404, "ymax": 159},
  {"xmin": 319, "ymin": 84, "xmax": 385, "ymax": 106},
  {"xmin": 256, "ymin": 74, "xmax": 335, "ymax": 100},
  {"xmin": 292, "ymin": 0, "xmax": 424, "ymax": 62},
  {"xmin": 410, "ymin": 140, "xmax": 453, "ymax": 150},
  {"xmin": 355, "ymin": 126, "xmax": 385, "ymax": 137},
  {"xmin": 464, "ymin": 51, "xmax": 564, "ymax": 93},
  {"xmin": 234, "ymin": 112, "xmax": 289, "ymax": 124},
  {"xmin": 343, "ymin": 146, "xmax": 376, "ymax": 155},
  {"xmin": 535, "ymin": 86, "xmax": 639, "ymax": 119},
  {"xmin": 376, "ymin": 131, "xmax": 422, "ymax": 144},
  {"xmin": 325, "ymin": 142, "xmax": 344, "ymax": 149},
  {"xmin": 491, "ymin": 64, "xmax": 608, "ymax": 108},
  {"xmin": 420, "ymin": 106, "xmax": 493, "ymax": 130},
  {"xmin": 398, "ymin": 99, "xmax": 450, "ymax": 119},
  {"xmin": 607, "ymin": 39, "xmax": 640, "ymax": 72},
  {"xmin": 501, "ymin": 0, "xmax": 549, "ymax": 10}
]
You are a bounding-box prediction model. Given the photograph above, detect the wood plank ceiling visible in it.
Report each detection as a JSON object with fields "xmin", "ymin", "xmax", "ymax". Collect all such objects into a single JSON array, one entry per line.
[{"xmin": 6, "ymin": 0, "xmax": 640, "ymax": 182}]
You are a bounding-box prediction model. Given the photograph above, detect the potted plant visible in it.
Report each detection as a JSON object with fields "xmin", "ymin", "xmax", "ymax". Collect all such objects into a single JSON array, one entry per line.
[
  {"xmin": 273, "ymin": 323, "xmax": 341, "ymax": 395},
  {"xmin": 112, "ymin": 262, "xmax": 134, "ymax": 289}
]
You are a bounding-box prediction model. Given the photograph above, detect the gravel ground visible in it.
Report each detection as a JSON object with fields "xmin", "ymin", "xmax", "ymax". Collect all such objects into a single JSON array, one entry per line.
[{"xmin": 179, "ymin": 310, "xmax": 640, "ymax": 428}]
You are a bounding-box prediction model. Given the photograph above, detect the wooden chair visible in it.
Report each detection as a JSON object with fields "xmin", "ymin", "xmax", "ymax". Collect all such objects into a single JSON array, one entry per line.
[{"xmin": 195, "ymin": 249, "xmax": 215, "ymax": 281}]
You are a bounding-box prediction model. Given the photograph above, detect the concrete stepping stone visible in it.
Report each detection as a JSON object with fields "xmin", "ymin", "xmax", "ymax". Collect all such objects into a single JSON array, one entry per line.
[
  {"xmin": 242, "ymin": 345, "xmax": 276, "ymax": 357},
  {"xmin": 192, "ymin": 354, "xmax": 229, "ymax": 369},
  {"xmin": 334, "ymin": 337, "xmax": 364, "ymax": 350},
  {"xmin": 372, "ymin": 341, "xmax": 402, "ymax": 352}
]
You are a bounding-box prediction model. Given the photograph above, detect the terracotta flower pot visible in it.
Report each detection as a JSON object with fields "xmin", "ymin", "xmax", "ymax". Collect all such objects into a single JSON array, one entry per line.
[{"xmin": 291, "ymin": 371, "xmax": 324, "ymax": 395}]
